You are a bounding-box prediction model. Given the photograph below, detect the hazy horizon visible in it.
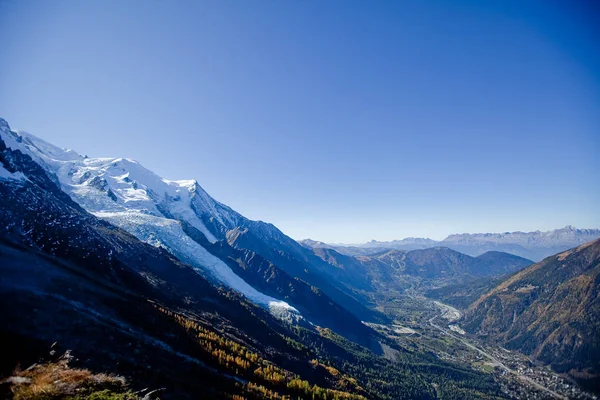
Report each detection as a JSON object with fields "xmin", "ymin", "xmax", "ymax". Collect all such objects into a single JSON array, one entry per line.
[
  {"xmin": 1, "ymin": 0, "xmax": 599, "ymax": 242},
  {"xmin": 307, "ymin": 224, "xmax": 599, "ymax": 245}
]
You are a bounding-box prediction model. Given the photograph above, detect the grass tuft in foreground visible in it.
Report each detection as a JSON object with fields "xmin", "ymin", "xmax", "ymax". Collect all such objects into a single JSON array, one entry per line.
[{"xmin": 2, "ymin": 352, "xmax": 143, "ymax": 400}]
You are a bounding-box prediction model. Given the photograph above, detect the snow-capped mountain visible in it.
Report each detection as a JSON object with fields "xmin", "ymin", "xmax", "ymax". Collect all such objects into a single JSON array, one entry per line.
[
  {"xmin": 0, "ymin": 118, "xmax": 297, "ymax": 317},
  {"xmin": 7, "ymin": 119, "xmax": 382, "ymax": 325}
]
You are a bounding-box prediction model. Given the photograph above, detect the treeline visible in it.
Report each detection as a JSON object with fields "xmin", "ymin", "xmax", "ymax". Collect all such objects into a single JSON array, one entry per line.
[
  {"xmin": 156, "ymin": 306, "xmax": 366, "ymax": 400},
  {"xmin": 155, "ymin": 304, "xmax": 505, "ymax": 400},
  {"xmin": 292, "ymin": 326, "xmax": 505, "ymax": 400}
]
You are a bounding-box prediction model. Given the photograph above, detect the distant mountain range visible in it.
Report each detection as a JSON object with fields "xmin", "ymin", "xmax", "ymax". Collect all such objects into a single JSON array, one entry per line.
[
  {"xmin": 301, "ymin": 226, "xmax": 600, "ymax": 261},
  {"xmin": 461, "ymin": 238, "xmax": 600, "ymax": 393}
]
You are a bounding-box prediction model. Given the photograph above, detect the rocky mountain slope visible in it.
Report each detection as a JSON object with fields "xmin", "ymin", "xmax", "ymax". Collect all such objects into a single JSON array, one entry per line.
[
  {"xmin": 0, "ymin": 118, "xmax": 381, "ymax": 338},
  {"xmin": 462, "ymin": 239, "xmax": 600, "ymax": 392},
  {"xmin": 224, "ymin": 226, "xmax": 382, "ymax": 322}
]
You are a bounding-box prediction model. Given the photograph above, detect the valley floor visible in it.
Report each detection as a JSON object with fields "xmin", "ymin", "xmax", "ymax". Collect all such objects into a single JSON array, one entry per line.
[{"xmin": 367, "ymin": 296, "xmax": 597, "ymax": 400}]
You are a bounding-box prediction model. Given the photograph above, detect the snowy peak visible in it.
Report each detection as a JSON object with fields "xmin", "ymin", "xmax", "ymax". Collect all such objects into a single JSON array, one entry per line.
[
  {"xmin": 2, "ymin": 125, "xmax": 225, "ymax": 242},
  {"xmin": 19, "ymin": 130, "xmax": 83, "ymax": 162},
  {"xmin": 0, "ymin": 117, "xmax": 299, "ymax": 317}
]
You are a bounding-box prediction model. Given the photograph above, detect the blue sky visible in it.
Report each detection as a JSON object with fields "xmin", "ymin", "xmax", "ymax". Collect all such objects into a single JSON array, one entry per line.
[{"xmin": 0, "ymin": 0, "xmax": 598, "ymax": 242}]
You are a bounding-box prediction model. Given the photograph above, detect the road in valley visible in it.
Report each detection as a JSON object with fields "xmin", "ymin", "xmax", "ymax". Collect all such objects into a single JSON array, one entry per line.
[{"xmin": 428, "ymin": 306, "xmax": 566, "ymax": 400}]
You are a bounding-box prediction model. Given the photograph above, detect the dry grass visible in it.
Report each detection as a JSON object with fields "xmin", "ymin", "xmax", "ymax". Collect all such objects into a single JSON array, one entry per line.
[{"xmin": 3, "ymin": 352, "xmax": 138, "ymax": 400}]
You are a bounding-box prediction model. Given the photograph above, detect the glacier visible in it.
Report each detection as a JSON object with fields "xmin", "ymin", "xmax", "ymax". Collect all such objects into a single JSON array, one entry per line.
[{"xmin": 0, "ymin": 119, "xmax": 299, "ymax": 317}]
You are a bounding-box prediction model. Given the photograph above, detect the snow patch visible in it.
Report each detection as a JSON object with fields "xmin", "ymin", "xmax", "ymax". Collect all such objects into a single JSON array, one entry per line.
[
  {"xmin": 0, "ymin": 164, "xmax": 26, "ymax": 181},
  {"xmin": 95, "ymin": 210, "xmax": 299, "ymax": 313}
]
